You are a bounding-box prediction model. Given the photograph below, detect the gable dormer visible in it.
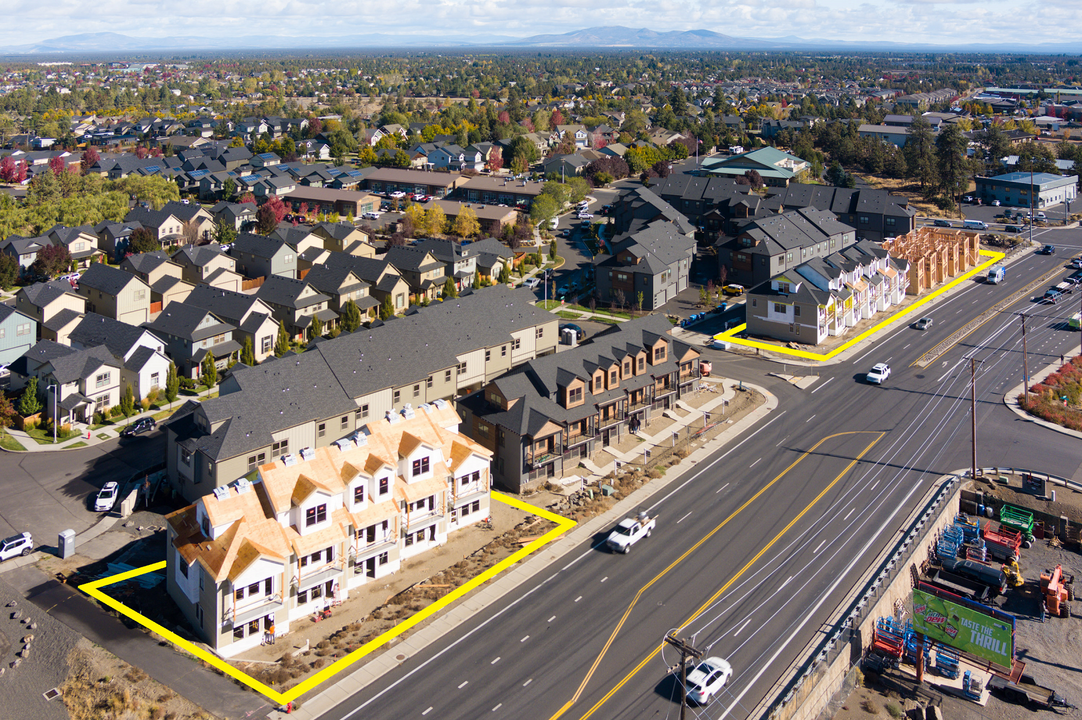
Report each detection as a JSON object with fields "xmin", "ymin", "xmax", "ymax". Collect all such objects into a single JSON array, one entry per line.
[
  {"xmin": 561, "ymin": 377, "xmax": 586, "ymax": 409},
  {"xmin": 486, "ymin": 385, "xmax": 514, "ymax": 411},
  {"xmin": 606, "ymin": 362, "xmax": 620, "ymax": 391},
  {"xmin": 591, "ymin": 369, "xmax": 605, "ymax": 395},
  {"xmin": 634, "ymin": 349, "xmax": 647, "ymax": 375},
  {"xmin": 649, "ymin": 338, "xmax": 668, "ymax": 365},
  {"xmin": 398, "ymin": 432, "xmax": 436, "ymax": 482}
]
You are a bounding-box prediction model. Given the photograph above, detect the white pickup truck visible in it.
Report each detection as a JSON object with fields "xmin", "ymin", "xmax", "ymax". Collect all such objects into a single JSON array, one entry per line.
[{"xmin": 606, "ymin": 512, "xmax": 655, "ymax": 554}]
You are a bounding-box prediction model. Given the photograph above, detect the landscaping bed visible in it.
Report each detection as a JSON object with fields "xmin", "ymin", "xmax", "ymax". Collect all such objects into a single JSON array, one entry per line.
[{"xmin": 1020, "ymin": 355, "xmax": 1082, "ymax": 432}]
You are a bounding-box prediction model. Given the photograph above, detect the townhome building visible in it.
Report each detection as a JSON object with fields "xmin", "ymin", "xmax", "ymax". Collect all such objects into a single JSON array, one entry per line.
[
  {"xmin": 715, "ymin": 208, "xmax": 858, "ymax": 288},
  {"xmin": 412, "ymin": 238, "xmax": 478, "ymax": 292},
  {"xmin": 164, "ymin": 401, "xmax": 491, "ymax": 657},
  {"xmin": 124, "ymin": 207, "xmax": 186, "ymax": 248},
  {"xmin": 0, "ymin": 235, "xmax": 45, "ymax": 273},
  {"xmin": 306, "ymin": 254, "xmax": 412, "ymax": 316},
  {"xmin": 9, "ymin": 340, "xmax": 122, "ymax": 423},
  {"xmin": 233, "ymin": 233, "xmax": 297, "ymax": 280},
  {"xmin": 76, "ymin": 263, "xmax": 152, "ymax": 325},
  {"xmin": 171, "ymin": 243, "xmax": 242, "ymax": 292},
  {"xmin": 44, "ymin": 225, "xmax": 103, "ymax": 268},
  {"xmin": 300, "ymin": 265, "xmax": 380, "ymax": 324},
  {"xmin": 457, "ymin": 315, "xmax": 700, "ymax": 493},
  {"xmin": 255, "ymin": 276, "xmax": 335, "ymax": 341},
  {"xmin": 15, "ymin": 279, "xmax": 86, "ymax": 343},
  {"xmin": 383, "ymin": 246, "xmax": 448, "ymax": 303},
  {"xmin": 0, "ymin": 305, "xmax": 38, "ymax": 366},
  {"xmin": 143, "ymin": 302, "xmax": 241, "ymax": 379},
  {"xmin": 162, "ymin": 287, "xmax": 557, "ymax": 500},
  {"xmin": 745, "ymin": 240, "xmax": 910, "ymax": 345},
  {"xmin": 68, "ymin": 313, "xmax": 171, "ymax": 399},
  {"xmin": 209, "ymin": 202, "xmax": 257, "ymax": 231},
  {"xmin": 161, "ymin": 201, "xmax": 216, "ymax": 243},
  {"xmin": 183, "ymin": 286, "xmax": 281, "ymax": 365}
]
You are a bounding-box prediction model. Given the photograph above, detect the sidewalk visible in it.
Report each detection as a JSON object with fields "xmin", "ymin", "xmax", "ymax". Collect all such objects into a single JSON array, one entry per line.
[
  {"xmin": 277, "ymin": 379, "xmax": 777, "ymax": 719},
  {"xmin": 2, "ymin": 397, "xmax": 191, "ymax": 453}
]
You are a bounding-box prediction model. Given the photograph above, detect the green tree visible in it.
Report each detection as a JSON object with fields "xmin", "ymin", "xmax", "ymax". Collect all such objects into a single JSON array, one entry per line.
[
  {"xmin": 128, "ymin": 227, "xmax": 159, "ymax": 255},
  {"xmin": 379, "ymin": 295, "xmax": 394, "ymax": 320},
  {"xmin": 18, "ymin": 377, "xmax": 42, "ymax": 416},
  {"xmin": 274, "ymin": 322, "xmax": 290, "ymax": 356},
  {"xmin": 0, "ymin": 394, "xmax": 15, "ymax": 435},
  {"xmin": 529, "ymin": 195, "xmax": 559, "ymax": 226},
  {"xmin": 567, "ymin": 177, "xmax": 591, "ymax": 203},
  {"xmin": 240, "ymin": 336, "xmax": 255, "ymax": 366},
  {"xmin": 120, "ymin": 383, "xmax": 135, "ymax": 419},
  {"xmin": 340, "ymin": 299, "xmax": 362, "ymax": 333},
  {"xmin": 213, "ymin": 218, "xmax": 237, "ymax": 246},
  {"xmin": 0, "ymin": 252, "xmax": 18, "ymax": 289},
  {"xmin": 201, "ymin": 351, "xmax": 218, "ymax": 389},
  {"xmin": 935, "ymin": 124, "xmax": 971, "ymax": 206},
  {"xmin": 164, "ymin": 362, "xmax": 179, "ymax": 404},
  {"xmin": 222, "ymin": 177, "xmax": 237, "ymax": 200},
  {"xmin": 310, "ymin": 314, "xmax": 324, "ymax": 338},
  {"xmin": 443, "ymin": 276, "xmax": 459, "ymax": 299},
  {"xmin": 904, "ymin": 116, "xmax": 937, "ymax": 193},
  {"xmin": 549, "ymin": 239, "xmax": 558, "ymax": 261}
]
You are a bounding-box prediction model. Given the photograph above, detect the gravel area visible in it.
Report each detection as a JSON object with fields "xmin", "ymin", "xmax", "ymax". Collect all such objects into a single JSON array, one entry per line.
[{"xmin": 0, "ymin": 574, "xmax": 80, "ymax": 720}]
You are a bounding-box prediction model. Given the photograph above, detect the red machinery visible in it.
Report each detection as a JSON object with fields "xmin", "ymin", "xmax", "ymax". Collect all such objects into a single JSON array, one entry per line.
[{"xmin": 1040, "ymin": 565, "xmax": 1075, "ymax": 618}]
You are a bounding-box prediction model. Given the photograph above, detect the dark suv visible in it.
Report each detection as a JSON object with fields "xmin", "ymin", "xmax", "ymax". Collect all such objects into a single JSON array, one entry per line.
[{"xmin": 120, "ymin": 417, "xmax": 157, "ymax": 437}]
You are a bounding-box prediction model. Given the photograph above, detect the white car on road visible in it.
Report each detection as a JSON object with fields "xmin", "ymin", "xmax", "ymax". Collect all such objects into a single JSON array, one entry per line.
[
  {"xmin": 685, "ymin": 656, "xmax": 733, "ymax": 705},
  {"xmin": 95, "ymin": 482, "xmax": 119, "ymax": 512},
  {"xmin": 866, "ymin": 363, "xmax": 891, "ymax": 384},
  {"xmin": 522, "ymin": 277, "xmax": 541, "ymax": 289}
]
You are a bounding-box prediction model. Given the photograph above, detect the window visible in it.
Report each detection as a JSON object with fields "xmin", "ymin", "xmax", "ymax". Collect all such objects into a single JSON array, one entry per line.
[
  {"xmin": 378, "ymin": 552, "xmax": 388, "ymax": 565},
  {"xmin": 638, "ymin": 357, "xmax": 645, "ymax": 372},
  {"xmin": 412, "ymin": 457, "xmax": 430, "ymax": 476},
  {"xmin": 445, "ymin": 370, "xmax": 452, "ymax": 382},
  {"xmin": 360, "ymin": 404, "xmax": 369, "ymax": 419},
  {"xmin": 16, "ymin": 323, "xmax": 31, "ymax": 336},
  {"xmin": 393, "ymin": 389, "xmax": 401, "ymax": 404},
  {"xmin": 318, "ymin": 422, "xmax": 326, "ymax": 438},
  {"xmin": 623, "ymin": 360, "xmax": 631, "ymax": 376},
  {"xmin": 181, "ymin": 449, "xmax": 191, "ymax": 466},
  {"xmin": 773, "ymin": 302, "xmax": 786, "ymax": 313},
  {"xmin": 458, "ymin": 361, "xmax": 467, "ymax": 374},
  {"xmin": 95, "ymin": 372, "xmax": 111, "ymax": 388},
  {"xmin": 134, "ymin": 289, "xmax": 146, "ymax": 301},
  {"xmin": 485, "ymin": 349, "xmax": 491, "ymax": 362},
  {"xmin": 859, "ymin": 216, "xmax": 870, "ymax": 225},
  {"xmin": 178, "ymin": 554, "xmax": 189, "ymax": 577},
  {"xmin": 261, "ymin": 335, "xmax": 272, "ymax": 353},
  {"xmin": 271, "ymin": 439, "xmax": 288, "ymax": 458},
  {"xmin": 609, "ymin": 370, "xmax": 617, "ymax": 385},
  {"xmin": 297, "ymin": 589, "xmax": 308, "ymax": 604},
  {"xmin": 653, "ymin": 347, "xmax": 664, "ymax": 362},
  {"xmin": 567, "ymin": 386, "xmax": 582, "ymax": 404},
  {"xmin": 794, "ymin": 306, "xmax": 801, "ymax": 317},
  {"xmin": 379, "ymin": 477, "xmax": 389, "ymax": 495},
  {"xmin": 477, "ymin": 422, "xmax": 490, "ymax": 438},
  {"xmin": 150, "ymin": 372, "xmax": 160, "ymax": 387},
  {"xmin": 511, "ymin": 339, "xmax": 521, "ymax": 351},
  {"xmin": 305, "ymin": 504, "xmax": 327, "ymax": 526},
  {"xmin": 200, "ymin": 514, "xmax": 210, "ymax": 537},
  {"xmin": 413, "ymin": 384, "xmax": 420, "ymax": 398},
  {"xmin": 247, "ymin": 452, "xmax": 266, "ymax": 472},
  {"xmin": 354, "ymin": 485, "xmax": 364, "ymax": 504},
  {"xmin": 536, "ymin": 327, "xmax": 544, "ymax": 339},
  {"xmin": 886, "ymin": 218, "xmax": 897, "ymax": 227}
]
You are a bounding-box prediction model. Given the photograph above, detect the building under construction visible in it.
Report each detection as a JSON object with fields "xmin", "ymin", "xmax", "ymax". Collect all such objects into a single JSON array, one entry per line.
[{"xmin": 881, "ymin": 227, "xmax": 981, "ymax": 295}]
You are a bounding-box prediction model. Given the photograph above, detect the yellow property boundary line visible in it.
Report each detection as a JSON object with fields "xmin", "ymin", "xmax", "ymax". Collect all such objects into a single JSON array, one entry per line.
[
  {"xmin": 78, "ymin": 492, "xmax": 577, "ymax": 705},
  {"xmin": 713, "ymin": 249, "xmax": 1006, "ymax": 362}
]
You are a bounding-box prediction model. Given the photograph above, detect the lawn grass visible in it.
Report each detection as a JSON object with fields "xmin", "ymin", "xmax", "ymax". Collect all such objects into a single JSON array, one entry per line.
[
  {"xmin": 65, "ymin": 441, "xmax": 88, "ymax": 448},
  {"xmin": 556, "ymin": 311, "xmax": 582, "ymax": 319},
  {"xmin": 0, "ymin": 432, "xmax": 26, "ymax": 452},
  {"xmin": 25, "ymin": 428, "xmax": 79, "ymax": 445}
]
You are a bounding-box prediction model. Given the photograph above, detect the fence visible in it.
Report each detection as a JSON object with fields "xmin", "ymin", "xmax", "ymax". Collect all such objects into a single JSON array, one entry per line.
[
  {"xmin": 626, "ymin": 398, "xmax": 733, "ymax": 473},
  {"xmin": 241, "ymin": 276, "xmax": 266, "ymax": 291}
]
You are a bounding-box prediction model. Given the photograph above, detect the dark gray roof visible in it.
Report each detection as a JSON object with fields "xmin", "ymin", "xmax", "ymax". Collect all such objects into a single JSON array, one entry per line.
[
  {"xmin": 255, "ymin": 276, "xmax": 329, "ymax": 309},
  {"xmin": 16, "ymin": 340, "xmax": 120, "ymax": 384},
  {"xmin": 124, "ymin": 345, "xmax": 160, "ymax": 372},
  {"xmin": 122, "ymin": 251, "xmax": 173, "ymax": 275},
  {"xmin": 0, "ymin": 304, "xmax": 32, "ymax": 326},
  {"xmin": 384, "ymin": 246, "xmax": 444, "ymax": 274},
  {"xmin": 78, "ymin": 263, "xmax": 146, "ymax": 296},
  {"xmin": 234, "ymin": 232, "xmax": 293, "ymax": 259},
  {"xmin": 171, "ymin": 243, "xmax": 229, "ymax": 268},
  {"xmin": 42, "ymin": 308, "xmax": 84, "ymax": 332},
  {"xmin": 144, "ymin": 302, "xmax": 232, "ymax": 342},
  {"xmin": 184, "ymin": 284, "xmax": 271, "ymax": 327},
  {"xmin": 19, "ymin": 279, "xmax": 81, "ymax": 308},
  {"xmin": 69, "ymin": 313, "xmax": 162, "ymax": 360},
  {"xmin": 302, "ymin": 265, "xmax": 369, "ymax": 295}
]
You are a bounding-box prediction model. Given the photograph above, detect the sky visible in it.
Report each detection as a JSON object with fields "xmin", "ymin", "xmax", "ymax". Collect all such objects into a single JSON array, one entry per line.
[{"xmin": 4, "ymin": 0, "xmax": 1080, "ymax": 49}]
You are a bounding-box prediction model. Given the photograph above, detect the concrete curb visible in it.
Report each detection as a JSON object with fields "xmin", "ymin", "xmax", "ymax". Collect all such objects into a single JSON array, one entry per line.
[
  {"xmin": 0, "ymin": 513, "xmax": 121, "ymax": 575},
  {"xmin": 274, "ymin": 382, "xmax": 778, "ymax": 718}
]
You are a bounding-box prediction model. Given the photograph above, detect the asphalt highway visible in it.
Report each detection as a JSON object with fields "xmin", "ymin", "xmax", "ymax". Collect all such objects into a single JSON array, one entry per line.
[{"xmin": 317, "ymin": 229, "xmax": 1082, "ymax": 720}]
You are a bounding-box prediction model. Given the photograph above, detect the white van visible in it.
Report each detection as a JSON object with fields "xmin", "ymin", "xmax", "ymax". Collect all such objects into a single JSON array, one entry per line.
[
  {"xmin": 987, "ymin": 266, "xmax": 1005, "ymax": 284},
  {"xmin": 962, "ymin": 219, "xmax": 988, "ymax": 230}
]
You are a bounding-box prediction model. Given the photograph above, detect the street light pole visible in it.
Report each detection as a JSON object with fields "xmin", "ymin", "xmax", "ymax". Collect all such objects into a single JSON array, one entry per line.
[{"xmin": 50, "ymin": 384, "xmax": 57, "ymax": 443}]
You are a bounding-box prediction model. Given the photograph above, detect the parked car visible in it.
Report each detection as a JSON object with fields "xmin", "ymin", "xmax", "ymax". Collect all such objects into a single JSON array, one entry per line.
[
  {"xmin": 722, "ymin": 284, "xmax": 745, "ymax": 296},
  {"xmin": 0, "ymin": 532, "xmax": 32, "ymax": 561},
  {"xmin": 94, "ymin": 482, "xmax": 119, "ymax": 512},
  {"xmin": 561, "ymin": 229, "xmax": 572, "ymax": 237},
  {"xmin": 685, "ymin": 656, "xmax": 733, "ymax": 705},
  {"xmin": 866, "ymin": 363, "xmax": 891, "ymax": 384},
  {"xmin": 1004, "ymin": 225, "xmax": 1023, "ymax": 233},
  {"xmin": 578, "ymin": 212, "xmax": 594, "ymax": 220},
  {"xmin": 522, "ymin": 277, "xmax": 541, "ymax": 289},
  {"xmin": 120, "ymin": 417, "xmax": 157, "ymax": 437},
  {"xmin": 991, "ymin": 199, "xmax": 1001, "ymax": 206},
  {"xmin": 914, "ymin": 317, "xmax": 933, "ymax": 331}
]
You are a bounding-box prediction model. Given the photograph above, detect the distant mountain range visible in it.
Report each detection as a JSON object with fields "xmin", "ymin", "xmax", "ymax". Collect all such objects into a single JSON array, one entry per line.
[{"xmin": 5, "ymin": 27, "xmax": 1082, "ymax": 56}]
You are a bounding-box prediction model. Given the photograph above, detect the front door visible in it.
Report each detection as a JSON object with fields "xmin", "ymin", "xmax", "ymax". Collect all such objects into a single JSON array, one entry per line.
[{"xmin": 366, "ymin": 557, "xmax": 376, "ymax": 578}]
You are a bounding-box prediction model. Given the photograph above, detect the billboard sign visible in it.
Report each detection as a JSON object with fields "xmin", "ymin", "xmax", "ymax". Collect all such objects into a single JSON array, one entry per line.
[{"xmin": 911, "ymin": 588, "xmax": 1013, "ymax": 668}]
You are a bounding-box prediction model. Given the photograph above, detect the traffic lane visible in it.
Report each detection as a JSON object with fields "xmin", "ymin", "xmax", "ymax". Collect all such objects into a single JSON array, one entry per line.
[
  {"xmin": 0, "ymin": 433, "xmax": 165, "ymax": 541},
  {"xmin": 317, "ymin": 424, "xmax": 870, "ymax": 720},
  {"xmin": 560, "ymin": 432, "xmax": 890, "ymax": 720}
]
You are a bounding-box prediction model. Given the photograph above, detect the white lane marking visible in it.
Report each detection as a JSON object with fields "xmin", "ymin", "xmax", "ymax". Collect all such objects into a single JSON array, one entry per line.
[
  {"xmin": 749, "ymin": 458, "xmax": 762, "ymax": 468},
  {"xmin": 776, "ymin": 434, "xmax": 790, "ymax": 446},
  {"xmin": 574, "ymin": 596, "xmax": 582, "ymax": 602},
  {"xmin": 523, "ymin": 679, "xmax": 532, "ymax": 687},
  {"xmin": 733, "ymin": 616, "xmax": 753, "ymax": 637},
  {"xmin": 716, "ymin": 483, "xmax": 730, "ymax": 494},
  {"xmin": 600, "ymin": 576, "xmax": 608, "ymax": 583},
  {"xmin": 807, "ymin": 414, "xmax": 816, "ymax": 422},
  {"xmin": 459, "ymin": 681, "xmax": 469, "ymax": 689},
  {"xmin": 491, "ymin": 657, "xmax": 500, "ymax": 664},
  {"xmin": 903, "ymin": 343, "xmax": 911, "ymax": 350},
  {"xmin": 493, "ymin": 704, "xmax": 503, "ymax": 712},
  {"xmin": 813, "ymin": 539, "xmax": 826, "ymax": 554},
  {"xmin": 521, "ymin": 635, "xmax": 529, "ymax": 642},
  {"xmin": 645, "ymin": 412, "xmax": 787, "ymax": 514},
  {"xmin": 810, "ymin": 377, "xmax": 833, "ymax": 394},
  {"xmin": 548, "ymin": 615, "xmax": 556, "ymax": 623},
  {"xmin": 423, "ymin": 708, "xmax": 433, "ymax": 716},
  {"xmin": 844, "ymin": 507, "xmax": 855, "ymax": 521},
  {"xmin": 677, "ymin": 511, "xmax": 693, "ymax": 524}
]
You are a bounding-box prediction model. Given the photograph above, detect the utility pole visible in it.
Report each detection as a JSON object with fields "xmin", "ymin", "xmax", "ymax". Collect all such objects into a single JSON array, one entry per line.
[
  {"xmin": 1021, "ymin": 313, "xmax": 1030, "ymax": 407},
  {"xmin": 970, "ymin": 357, "xmax": 978, "ymax": 481},
  {"xmin": 665, "ymin": 632, "xmax": 703, "ymax": 720}
]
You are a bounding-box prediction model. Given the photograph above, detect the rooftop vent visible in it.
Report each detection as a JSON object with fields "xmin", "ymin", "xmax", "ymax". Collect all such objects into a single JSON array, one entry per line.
[
  {"xmin": 402, "ymin": 404, "xmax": 415, "ymax": 420},
  {"xmin": 212, "ymin": 486, "xmax": 230, "ymax": 501},
  {"xmin": 232, "ymin": 477, "xmax": 252, "ymax": 494},
  {"xmin": 281, "ymin": 453, "xmax": 298, "ymax": 466},
  {"xmin": 299, "ymin": 447, "xmax": 315, "ymax": 462},
  {"xmin": 386, "ymin": 410, "xmax": 401, "ymax": 423},
  {"xmin": 334, "ymin": 437, "xmax": 353, "ymax": 452}
]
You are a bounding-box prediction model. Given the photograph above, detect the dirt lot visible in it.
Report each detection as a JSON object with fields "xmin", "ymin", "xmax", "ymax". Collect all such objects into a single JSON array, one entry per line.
[{"xmin": 832, "ymin": 474, "xmax": 1082, "ymax": 720}]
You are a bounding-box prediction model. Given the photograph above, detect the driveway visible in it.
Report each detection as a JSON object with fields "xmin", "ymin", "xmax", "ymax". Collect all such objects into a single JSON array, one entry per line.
[{"xmin": 0, "ymin": 433, "xmax": 165, "ymax": 546}]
